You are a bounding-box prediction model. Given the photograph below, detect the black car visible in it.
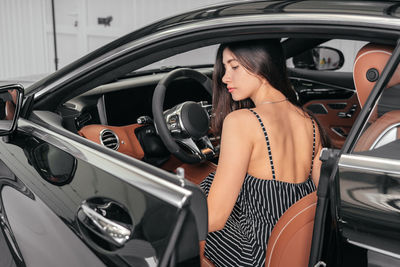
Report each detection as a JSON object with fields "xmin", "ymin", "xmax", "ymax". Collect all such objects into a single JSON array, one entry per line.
[{"xmin": 1, "ymin": 1, "xmax": 400, "ymax": 266}]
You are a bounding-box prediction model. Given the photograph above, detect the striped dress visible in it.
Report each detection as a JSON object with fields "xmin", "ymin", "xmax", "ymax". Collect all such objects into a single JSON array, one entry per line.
[{"xmin": 200, "ymin": 109, "xmax": 316, "ymax": 267}]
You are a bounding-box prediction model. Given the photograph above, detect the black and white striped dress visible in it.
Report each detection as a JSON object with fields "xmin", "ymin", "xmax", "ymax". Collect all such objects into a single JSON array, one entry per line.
[{"xmin": 200, "ymin": 109, "xmax": 316, "ymax": 267}]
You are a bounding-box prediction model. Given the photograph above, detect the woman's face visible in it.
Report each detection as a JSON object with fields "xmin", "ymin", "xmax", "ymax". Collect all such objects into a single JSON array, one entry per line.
[{"xmin": 221, "ymin": 48, "xmax": 264, "ymax": 101}]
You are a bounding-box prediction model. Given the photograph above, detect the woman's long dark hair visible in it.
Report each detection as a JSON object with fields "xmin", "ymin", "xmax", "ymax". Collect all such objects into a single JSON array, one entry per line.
[{"xmin": 211, "ymin": 39, "xmax": 330, "ymax": 147}]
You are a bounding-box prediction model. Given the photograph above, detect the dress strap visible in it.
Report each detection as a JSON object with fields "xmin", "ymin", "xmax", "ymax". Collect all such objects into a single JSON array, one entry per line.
[
  {"xmin": 248, "ymin": 109, "xmax": 276, "ymax": 180},
  {"xmin": 308, "ymin": 119, "xmax": 316, "ymax": 178}
]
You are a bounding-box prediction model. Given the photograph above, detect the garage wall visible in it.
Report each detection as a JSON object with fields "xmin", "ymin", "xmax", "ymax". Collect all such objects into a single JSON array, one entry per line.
[
  {"xmin": 0, "ymin": 0, "xmax": 226, "ymax": 80},
  {"xmin": 0, "ymin": 0, "xmax": 52, "ymax": 80}
]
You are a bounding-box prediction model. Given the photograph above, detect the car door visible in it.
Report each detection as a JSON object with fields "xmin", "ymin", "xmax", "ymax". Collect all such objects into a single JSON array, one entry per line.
[
  {"xmin": 315, "ymin": 42, "xmax": 400, "ymax": 266},
  {"xmin": 0, "ymin": 88, "xmax": 206, "ymax": 266},
  {"xmin": 336, "ymin": 97, "xmax": 400, "ymax": 262}
]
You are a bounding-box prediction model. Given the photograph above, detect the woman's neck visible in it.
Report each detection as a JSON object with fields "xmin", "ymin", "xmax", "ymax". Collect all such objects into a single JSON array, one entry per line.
[{"xmin": 252, "ymin": 85, "xmax": 287, "ymax": 107}]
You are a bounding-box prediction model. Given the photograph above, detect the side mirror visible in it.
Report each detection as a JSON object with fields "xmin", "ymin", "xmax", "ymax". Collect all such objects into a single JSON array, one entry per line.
[
  {"xmin": 0, "ymin": 84, "xmax": 24, "ymax": 136},
  {"xmin": 293, "ymin": 46, "xmax": 345, "ymax": 71}
]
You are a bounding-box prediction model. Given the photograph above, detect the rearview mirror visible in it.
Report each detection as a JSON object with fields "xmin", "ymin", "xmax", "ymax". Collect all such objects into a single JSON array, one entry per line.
[
  {"xmin": 0, "ymin": 84, "xmax": 24, "ymax": 135},
  {"xmin": 293, "ymin": 46, "xmax": 344, "ymax": 71}
]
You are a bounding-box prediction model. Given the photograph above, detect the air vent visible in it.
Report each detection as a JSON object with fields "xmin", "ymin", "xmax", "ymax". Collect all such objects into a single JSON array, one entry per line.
[{"xmin": 100, "ymin": 129, "xmax": 119, "ymax": 150}]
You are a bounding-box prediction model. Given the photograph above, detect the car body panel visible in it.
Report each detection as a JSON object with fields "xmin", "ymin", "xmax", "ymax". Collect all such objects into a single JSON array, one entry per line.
[
  {"xmin": 0, "ymin": 118, "xmax": 194, "ymax": 266},
  {"xmin": 1, "ymin": 182, "xmax": 106, "ymax": 267},
  {"xmin": 339, "ymin": 153, "xmax": 400, "ymax": 258}
]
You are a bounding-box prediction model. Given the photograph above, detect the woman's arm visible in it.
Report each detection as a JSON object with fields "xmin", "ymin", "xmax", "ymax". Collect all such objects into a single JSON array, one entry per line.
[{"xmin": 207, "ymin": 111, "xmax": 253, "ymax": 232}]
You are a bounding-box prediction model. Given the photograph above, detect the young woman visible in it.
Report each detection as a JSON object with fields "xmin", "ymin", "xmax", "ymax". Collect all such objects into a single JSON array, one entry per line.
[{"xmin": 199, "ymin": 39, "xmax": 325, "ymax": 266}]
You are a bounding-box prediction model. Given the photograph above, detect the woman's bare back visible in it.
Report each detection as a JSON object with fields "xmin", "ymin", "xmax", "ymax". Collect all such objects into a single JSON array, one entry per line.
[{"xmin": 246, "ymin": 102, "xmax": 321, "ymax": 184}]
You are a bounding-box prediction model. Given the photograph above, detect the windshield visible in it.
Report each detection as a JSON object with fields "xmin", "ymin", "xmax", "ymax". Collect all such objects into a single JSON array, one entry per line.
[{"xmin": 137, "ymin": 45, "xmax": 219, "ymax": 72}]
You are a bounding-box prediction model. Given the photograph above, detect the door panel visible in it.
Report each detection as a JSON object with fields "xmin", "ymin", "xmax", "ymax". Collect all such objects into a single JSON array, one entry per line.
[
  {"xmin": 304, "ymin": 94, "xmax": 360, "ymax": 148},
  {"xmin": 338, "ymin": 150, "xmax": 400, "ymax": 258},
  {"xmin": 2, "ymin": 185, "xmax": 105, "ymax": 267},
  {"xmin": 289, "ymin": 68, "xmax": 355, "ymax": 90},
  {"xmin": 290, "ymin": 71, "xmax": 359, "ymax": 148},
  {"xmin": 0, "ymin": 117, "xmax": 195, "ymax": 266}
]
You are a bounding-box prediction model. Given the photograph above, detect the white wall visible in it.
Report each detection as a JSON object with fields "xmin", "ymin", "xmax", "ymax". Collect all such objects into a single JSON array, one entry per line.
[
  {"xmin": 0, "ymin": 0, "xmax": 52, "ymax": 79},
  {"xmin": 0, "ymin": 0, "xmax": 226, "ymax": 80}
]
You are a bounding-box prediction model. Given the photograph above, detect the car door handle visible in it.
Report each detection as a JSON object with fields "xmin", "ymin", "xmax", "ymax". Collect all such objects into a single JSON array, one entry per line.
[{"xmin": 77, "ymin": 199, "xmax": 133, "ymax": 248}]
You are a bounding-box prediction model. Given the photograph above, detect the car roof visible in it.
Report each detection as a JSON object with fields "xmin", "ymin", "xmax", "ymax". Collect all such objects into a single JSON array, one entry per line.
[
  {"xmin": 146, "ymin": 0, "xmax": 400, "ymax": 31},
  {"xmin": 97, "ymin": 0, "xmax": 400, "ymax": 49}
]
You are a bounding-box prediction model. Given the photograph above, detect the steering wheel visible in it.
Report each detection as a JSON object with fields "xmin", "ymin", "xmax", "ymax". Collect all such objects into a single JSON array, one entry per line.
[{"xmin": 152, "ymin": 68, "xmax": 216, "ymax": 164}]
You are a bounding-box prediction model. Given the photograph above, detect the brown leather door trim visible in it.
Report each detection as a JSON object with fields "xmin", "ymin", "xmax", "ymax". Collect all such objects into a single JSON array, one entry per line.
[{"xmin": 304, "ymin": 93, "xmax": 360, "ymax": 148}]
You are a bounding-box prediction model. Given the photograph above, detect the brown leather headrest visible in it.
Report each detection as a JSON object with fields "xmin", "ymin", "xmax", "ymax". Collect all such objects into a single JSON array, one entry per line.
[{"xmin": 353, "ymin": 43, "xmax": 400, "ymax": 108}]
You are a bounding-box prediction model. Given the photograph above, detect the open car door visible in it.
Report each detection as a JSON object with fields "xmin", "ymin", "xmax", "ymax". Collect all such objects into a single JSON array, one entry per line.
[
  {"xmin": 310, "ymin": 42, "xmax": 400, "ymax": 266},
  {"xmin": 0, "ymin": 85, "xmax": 207, "ymax": 267}
]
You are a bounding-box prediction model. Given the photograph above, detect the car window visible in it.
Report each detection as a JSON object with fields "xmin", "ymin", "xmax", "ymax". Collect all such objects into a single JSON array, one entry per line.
[
  {"xmin": 287, "ymin": 39, "xmax": 368, "ymax": 72},
  {"xmin": 138, "ymin": 45, "xmax": 219, "ymax": 71},
  {"xmin": 140, "ymin": 39, "xmax": 368, "ymax": 73},
  {"xmin": 319, "ymin": 40, "xmax": 367, "ymax": 72}
]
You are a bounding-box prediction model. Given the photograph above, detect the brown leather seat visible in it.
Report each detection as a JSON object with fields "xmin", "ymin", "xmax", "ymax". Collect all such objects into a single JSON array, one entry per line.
[
  {"xmin": 200, "ymin": 192, "xmax": 317, "ymax": 267},
  {"xmin": 353, "ymin": 43, "xmax": 400, "ymax": 151},
  {"xmin": 265, "ymin": 191, "xmax": 317, "ymax": 267},
  {"xmin": 353, "ymin": 43, "xmax": 398, "ymax": 109},
  {"xmin": 355, "ymin": 110, "xmax": 400, "ymax": 151}
]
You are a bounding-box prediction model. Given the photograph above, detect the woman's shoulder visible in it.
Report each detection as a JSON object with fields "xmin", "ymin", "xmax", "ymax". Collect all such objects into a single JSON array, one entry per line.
[
  {"xmin": 222, "ymin": 109, "xmax": 256, "ymax": 133},
  {"xmin": 224, "ymin": 108, "xmax": 254, "ymax": 122},
  {"xmin": 223, "ymin": 109, "xmax": 257, "ymax": 128}
]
